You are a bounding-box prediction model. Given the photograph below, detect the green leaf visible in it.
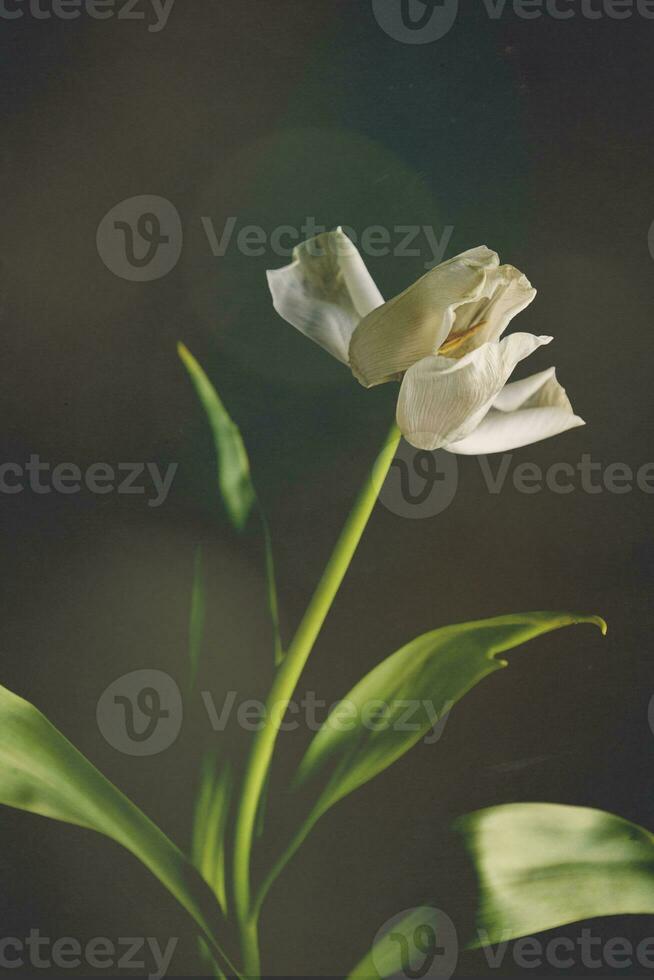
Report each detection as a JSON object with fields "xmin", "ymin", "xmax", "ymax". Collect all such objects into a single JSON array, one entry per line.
[
  {"xmin": 178, "ymin": 342, "xmax": 255, "ymax": 532},
  {"xmin": 260, "ymin": 511, "xmax": 284, "ymax": 664},
  {"xmin": 0, "ymin": 685, "xmax": 231, "ymax": 968},
  {"xmin": 456, "ymin": 803, "xmax": 654, "ymax": 946},
  {"xmin": 348, "ymin": 907, "xmax": 444, "ymax": 980},
  {"xmin": 252, "ymin": 613, "xmax": 606, "ymax": 917},
  {"xmin": 192, "ymin": 754, "xmax": 233, "ymax": 915},
  {"xmin": 178, "ymin": 342, "xmax": 283, "ymax": 662},
  {"xmin": 197, "ymin": 937, "xmax": 227, "ymax": 980},
  {"xmin": 296, "ymin": 612, "xmax": 606, "ymax": 820},
  {"xmin": 188, "ymin": 546, "xmax": 207, "ymax": 692}
]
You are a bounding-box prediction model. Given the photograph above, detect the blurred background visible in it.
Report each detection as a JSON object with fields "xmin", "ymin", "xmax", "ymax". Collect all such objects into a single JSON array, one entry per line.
[{"xmin": 1, "ymin": 1, "xmax": 653, "ymax": 975}]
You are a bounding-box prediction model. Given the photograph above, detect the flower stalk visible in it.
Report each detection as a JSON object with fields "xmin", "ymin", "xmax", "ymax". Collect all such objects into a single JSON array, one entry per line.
[{"xmin": 232, "ymin": 423, "xmax": 402, "ymax": 977}]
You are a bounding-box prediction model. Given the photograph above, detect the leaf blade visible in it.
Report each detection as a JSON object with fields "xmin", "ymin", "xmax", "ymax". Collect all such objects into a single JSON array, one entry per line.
[
  {"xmin": 188, "ymin": 546, "xmax": 207, "ymax": 691},
  {"xmin": 348, "ymin": 907, "xmax": 442, "ymax": 980},
  {"xmin": 178, "ymin": 342, "xmax": 255, "ymax": 532},
  {"xmin": 260, "ymin": 510, "xmax": 284, "ymax": 664},
  {"xmin": 0, "ymin": 685, "xmax": 228, "ymax": 961},
  {"xmin": 192, "ymin": 754, "xmax": 233, "ymax": 915},
  {"xmin": 296, "ymin": 612, "xmax": 606, "ymax": 818},
  {"xmin": 178, "ymin": 343, "xmax": 283, "ymax": 662},
  {"xmin": 456, "ymin": 802, "xmax": 654, "ymax": 946}
]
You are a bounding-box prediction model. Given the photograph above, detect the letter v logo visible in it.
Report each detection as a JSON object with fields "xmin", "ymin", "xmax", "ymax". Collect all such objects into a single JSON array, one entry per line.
[{"xmin": 372, "ymin": 0, "xmax": 459, "ymax": 44}]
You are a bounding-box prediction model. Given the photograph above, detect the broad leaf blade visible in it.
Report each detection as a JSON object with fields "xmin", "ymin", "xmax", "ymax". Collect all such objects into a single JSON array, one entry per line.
[
  {"xmin": 296, "ymin": 612, "xmax": 606, "ymax": 818},
  {"xmin": 456, "ymin": 803, "xmax": 654, "ymax": 946},
  {"xmin": 178, "ymin": 342, "xmax": 255, "ymax": 531},
  {"xmin": 0, "ymin": 685, "xmax": 225, "ymax": 955}
]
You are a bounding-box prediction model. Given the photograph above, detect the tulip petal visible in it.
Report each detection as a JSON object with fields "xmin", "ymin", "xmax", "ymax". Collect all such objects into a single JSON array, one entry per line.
[
  {"xmin": 266, "ymin": 228, "xmax": 383, "ymax": 365},
  {"xmin": 447, "ymin": 368, "xmax": 585, "ymax": 454},
  {"xmin": 492, "ymin": 366, "xmax": 560, "ymax": 412},
  {"xmin": 349, "ymin": 246, "xmax": 500, "ymax": 388},
  {"xmin": 397, "ymin": 333, "xmax": 552, "ymax": 451},
  {"xmin": 448, "ymin": 265, "xmax": 536, "ymax": 356},
  {"xmin": 446, "ymin": 406, "xmax": 585, "ymax": 455}
]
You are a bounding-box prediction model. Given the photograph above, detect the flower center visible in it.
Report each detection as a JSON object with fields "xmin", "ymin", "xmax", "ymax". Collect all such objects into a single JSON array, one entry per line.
[{"xmin": 438, "ymin": 320, "xmax": 487, "ymax": 358}]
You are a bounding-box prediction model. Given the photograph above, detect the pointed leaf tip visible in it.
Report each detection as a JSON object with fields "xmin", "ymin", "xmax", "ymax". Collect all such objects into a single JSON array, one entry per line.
[
  {"xmin": 574, "ymin": 613, "xmax": 607, "ymax": 636},
  {"xmin": 178, "ymin": 342, "xmax": 255, "ymax": 532},
  {"xmin": 178, "ymin": 341, "xmax": 282, "ymax": 664}
]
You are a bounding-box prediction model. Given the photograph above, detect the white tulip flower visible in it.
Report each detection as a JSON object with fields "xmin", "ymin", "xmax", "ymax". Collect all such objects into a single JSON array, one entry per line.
[{"xmin": 267, "ymin": 228, "xmax": 584, "ymax": 453}]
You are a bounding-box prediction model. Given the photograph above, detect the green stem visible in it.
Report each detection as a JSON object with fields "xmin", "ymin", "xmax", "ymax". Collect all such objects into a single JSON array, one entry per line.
[
  {"xmin": 240, "ymin": 917, "xmax": 261, "ymax": 979},
  {"xmin": 232, "ymin": 424, "xmax": 401, "ymax": 974}
]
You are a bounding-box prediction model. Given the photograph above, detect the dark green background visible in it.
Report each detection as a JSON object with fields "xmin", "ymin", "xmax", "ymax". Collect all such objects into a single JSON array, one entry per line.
[{"xmin": 1, "ymin": 1, "xmax": 653, "ymax": 975}]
